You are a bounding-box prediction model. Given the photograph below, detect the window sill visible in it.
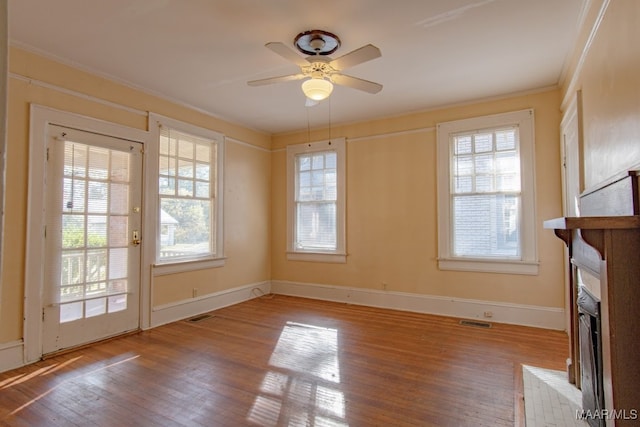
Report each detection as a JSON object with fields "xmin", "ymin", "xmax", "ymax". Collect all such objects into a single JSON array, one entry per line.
[
  {"xmin": 287, "ymin": 252, "xmax": 347, "ymax": 264},
  {"xmin": 153, "ymin": 257, "xmax": 226, "ymax": 276},
  {"xmin": 438, "ymin": 257, "xmax": 539, "ymax": 275}
]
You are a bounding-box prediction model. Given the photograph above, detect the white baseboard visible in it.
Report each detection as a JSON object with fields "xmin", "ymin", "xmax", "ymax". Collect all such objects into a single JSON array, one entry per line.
[
  {"xmin": 0, "ymin": 340, "xmax": 25, "ymax": 373},
  {"xmin": 271, "ymin": 280, "xmax": 565, "ymax": 330},
  {"xmin": 150, "ymin": 281, "xmax": 271, "ymax": 328}
]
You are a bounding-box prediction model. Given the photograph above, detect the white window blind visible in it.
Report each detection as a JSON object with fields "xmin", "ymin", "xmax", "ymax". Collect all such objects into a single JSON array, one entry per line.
[
  {"xmin": 295, "ymin": 151, "xmax": 338, "ymax": 251},
  {"xmin": 451, "ymin": 127, "xmax": 521, "ymax": 258}
]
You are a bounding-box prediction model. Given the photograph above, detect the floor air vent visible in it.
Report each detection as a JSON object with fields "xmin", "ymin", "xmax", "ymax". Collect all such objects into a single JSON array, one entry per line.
[
  {"xmin": 187, "ymin": 314, "xmax": 214, "ymax": 323},
  {"xmin": 459, "ymin": 319, "xmax": 492, "ymax": 328}
]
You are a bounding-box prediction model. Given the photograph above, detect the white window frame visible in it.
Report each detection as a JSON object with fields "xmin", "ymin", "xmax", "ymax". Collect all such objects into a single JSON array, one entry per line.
[
  {"xmin": 148, "ymin": 113, "xmax": 225, "ymax": 275},
  {"xmin": 436, "ymin": 109, "xmax": 538, "ymax": 275},
  {"xmin": 286, "ymin": 138, "xmax": 346, "ymax": 263}
]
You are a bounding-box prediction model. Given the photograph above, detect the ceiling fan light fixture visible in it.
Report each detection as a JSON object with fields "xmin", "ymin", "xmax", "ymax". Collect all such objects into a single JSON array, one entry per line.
[{"xmin": 302, "ymin": 78, "xmax": 334, "ymax": 101}]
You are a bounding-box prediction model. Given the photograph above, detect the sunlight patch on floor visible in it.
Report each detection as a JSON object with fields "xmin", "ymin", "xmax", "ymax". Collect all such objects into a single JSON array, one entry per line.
[{"xmin": 248, "ymin": 321, "xmax": 348, "ymax": 427}]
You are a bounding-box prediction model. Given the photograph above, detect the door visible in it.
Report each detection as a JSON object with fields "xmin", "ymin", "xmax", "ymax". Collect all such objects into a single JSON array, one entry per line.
[
  {"xmin": 42, "ymin": 125, "xmax": 143, "ymax": 354},
  {"xmin": 560, "ymin": 91, "xmax": 585, "ymax": 385}
]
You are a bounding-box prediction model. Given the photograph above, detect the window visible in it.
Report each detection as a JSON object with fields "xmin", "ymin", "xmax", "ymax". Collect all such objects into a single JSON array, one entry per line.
[
  {"xmin": 287, "ymin": 138, "xmax": 346, "ymax": 263},
  {"xmin": 436, "ymin": 110, "xmax": 538, "ymax": 275},
  {"xmin": 151, "ymin": 114, "xmax": 224, "ymax": 272}
]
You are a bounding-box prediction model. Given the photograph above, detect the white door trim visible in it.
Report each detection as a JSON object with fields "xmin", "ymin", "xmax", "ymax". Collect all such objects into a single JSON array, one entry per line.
[{"xmin": 25, "ymin": 105, "xmax": 150, "ymax": 364}]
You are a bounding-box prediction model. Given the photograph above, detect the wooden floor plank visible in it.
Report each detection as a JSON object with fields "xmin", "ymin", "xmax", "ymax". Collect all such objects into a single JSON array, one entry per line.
[{"xmin": 0, "ymin": 295, "xmax": 568, "ymax": 426}]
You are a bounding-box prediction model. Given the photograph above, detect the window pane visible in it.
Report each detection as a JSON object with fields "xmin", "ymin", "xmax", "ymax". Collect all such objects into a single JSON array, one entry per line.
[
  {"xmin": 87, "ymin": 147, "xmax": 109, "ymax": 179},
  {"xmin": 496, "ymin": 173, "xmax": 519, "ymax": 192},
  {"xmin": 86, "ymin": 249, "xmax": 107, "ymax": 282},
  {"xmin": 495, "ymin": 151, "xmax": 518, "ymax": 174},
  {"xmin": 87, "ymin": 215, "xmax": 107, "ymax": 247},
  {"xmin": 108, "ymin": 216, "xmax": 128, "ymax": 247},
  {"xmin": 60, "ymin": 284, "xmax": 83, "ymax": 302},
  {"xmin": 61, "ymin": 251, "xmax": 84, "ymax": 286},
  {"xmin": 159, "ymin": 177, "xmax": 175, "ymax": 195},
  {"xmin": 158, "ymin": 125, "xmax": 218, "ymax": 263},
  {"xmin": 299, "ymin": 171, "xmax": 311, "ymax": 188},
  {"xmin": 195, "ymin": 144, "xmax": 210, "ymax": 162},
  {"xmin": 195, "ymin": 163, "xmax": 210, "ymax": 180},
  {"xmin": 110, "ymin": 151, "xmax": 130, "ymax": 181},
  {"xmin": 312, "ymin": 155, "xmax": 324, "ymax": 170},
  {"xmin": 87, "ymin": 181, "xmax": 108, "ymax": 213},
  {"xmin": 160, "ymin": 198, "xmax": 211, "ymax": 260},
  {"xmin": 159, "ymin": 135, "xmax": 175, "ymax": 156},
  {"xmin": 475, "ymin": 175, "xmax": 494, "ymax": 192},
  {"xmin": 195, "ymin": 182, "xmax": 210, "ymax": 198},
  {"xmin": 296, "ymin": 202, "xmax": 337, "ymax": 250},
  {"xmin": 178, "ymin": 179, "xmax": 194, "ymax": 197},
  {"xmin": 110, "ymin": 183, "xmax": 129, "ymax": 215},
  {"xmin": 474, "ymin": 134, "xmax": 492, "ymax": 153},
  {"xmin": 325, "ymin": 152, "xmax": 337, "ymax": 168},
  {"xmin": 311, "ymin": 170, "xmax": 325, "ymax": 187},
  {"xmin": 63, "ymin": 178, "xmax": 85, "ymax": 212},
  {"xmin": 62, "ymin": 215, "xmax": 85, "ymax": 248},
  {"xmin": 60, "ymin": 302, "xmax": 83, "ymax": 323},
  {"xmin": 178, "ymin": 159, "xmax": 193, "ymax": 178},
  {"xmin": 454, "ymin": 156, "xmax": 473, "ymax": 176},
  {"xmin": 64, "ymin": 143, "xmax": 87, "ymax": 178},
  {"xmin": 496, "ymin": 129, "xmax": 516, "ymax": 151},
  {"xmin": 86, "ymin": 297, "xmax": 106, "ymax": 318},
  {"xmin": 474, "ymin": 154, "xmax": 493, "ymax": 174},
  {"xmin": 299, "ymin": 155, "xmax": 311, "ymax": 171},
  {"xmin": 179, "ymin": 140, "xmax": 194, "ymax": 160},
  {"xmin": 294, "ymin": 149, "xmax": 341, "ymax": 251},
  {"xmin": 452, "ymin": 194, "xmax": 520, "ymax": 258},
  {"xmin": 454, "ymin": 176, "xmax": 473, "ymax": 193},
  {"xmin": 109, "ymin": 247, "xmax": 128, "ymax": 279},
  {"xmin": 159, "ymin": 155, "xmax": 174, "ymax": 176},
  {"xmin": 454, "ymin": 136, "xmax": 472, "ymax": 155},
  {"xmin": 108, "ymin": 294, "xmax": 127, "ymax": 313}
]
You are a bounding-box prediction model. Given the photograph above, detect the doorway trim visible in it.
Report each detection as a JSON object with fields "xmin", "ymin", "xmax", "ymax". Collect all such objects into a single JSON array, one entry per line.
[{"xmin": 25, "ymin": 105, "xmax": 150, "ymax": 364}]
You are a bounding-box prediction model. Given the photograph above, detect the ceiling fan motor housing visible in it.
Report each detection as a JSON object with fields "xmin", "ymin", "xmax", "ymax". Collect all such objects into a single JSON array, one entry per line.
[{"xmin": 294, "ymin": 30, "xmax": 341, "ymax": 56}]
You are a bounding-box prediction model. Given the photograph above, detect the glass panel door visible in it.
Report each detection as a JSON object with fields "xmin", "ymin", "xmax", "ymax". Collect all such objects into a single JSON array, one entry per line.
[{"xmin": 43, "ymin": 125, "xmax": 142, "ymax": 354}]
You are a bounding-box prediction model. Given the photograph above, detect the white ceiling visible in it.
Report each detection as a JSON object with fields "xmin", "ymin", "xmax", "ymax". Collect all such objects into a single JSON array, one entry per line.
[{"xmin": 8, "ymin": 0, "xmax": 586, "ymax": 134}]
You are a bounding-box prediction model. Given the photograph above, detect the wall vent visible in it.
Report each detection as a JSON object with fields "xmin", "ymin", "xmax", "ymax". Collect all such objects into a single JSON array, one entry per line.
[
  {"xmin": 187, "ymin": 314, "xmax": 214, "ymax": 323},
  {"xmin": 459, "ymin": 319, "xmax": 492, "ymax": 328}
]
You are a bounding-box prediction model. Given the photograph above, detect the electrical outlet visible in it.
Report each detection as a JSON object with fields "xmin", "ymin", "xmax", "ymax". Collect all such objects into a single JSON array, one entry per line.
[
  {"xmin": 192, "ymin": 288, "xmax": 198, "ymax": 298},
  {"xmin": 483, "ymin": 311, "xmax": 493, "ymax": 318},
  {"xmin": 382, "ymin": 282, "xmax": 387, "ymax": 291}
]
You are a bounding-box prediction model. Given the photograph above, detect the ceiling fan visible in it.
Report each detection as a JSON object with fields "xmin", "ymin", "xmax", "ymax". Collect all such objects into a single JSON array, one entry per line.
[{"xmin": 248, "ymin": 30, "xmax": 383, "ymax": 106}]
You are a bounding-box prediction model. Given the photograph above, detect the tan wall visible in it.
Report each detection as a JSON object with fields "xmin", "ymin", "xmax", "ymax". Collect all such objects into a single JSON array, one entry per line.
[
  {"xmin": 561, "ymin": 0, "xmax": 640, "ymax": 187},
  {"xmin": 272, "ymin": 89, "xmax": 565, "ymax": 308},
  {"xmin": 153, "ymin": 140, "xmax": 271, "ymax": 306},
  {"xmin": 0, "ymin": 47, "xmax": 271, "ymax": 342}
]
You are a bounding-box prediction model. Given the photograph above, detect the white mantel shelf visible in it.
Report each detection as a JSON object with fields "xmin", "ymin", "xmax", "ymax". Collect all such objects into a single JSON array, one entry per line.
[{"xmin": 543, "ymin": 215, "xmax": 640, "ymax": 231}]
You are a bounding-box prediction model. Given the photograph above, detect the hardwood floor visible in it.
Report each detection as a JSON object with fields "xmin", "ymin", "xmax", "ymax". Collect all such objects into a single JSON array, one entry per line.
[{"xmin": 0, "ymin": 295, "xmax": 568, "ymax": 426}]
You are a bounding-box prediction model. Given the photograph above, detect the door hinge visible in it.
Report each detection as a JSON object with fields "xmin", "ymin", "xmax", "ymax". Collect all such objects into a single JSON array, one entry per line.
[
  {"xmin": 42, "ymin": 308, "xmax": 45, "ymax": 322},
  {"xmin": 46, "ymin": 148, "xmax": 50, "ymax": 161}
]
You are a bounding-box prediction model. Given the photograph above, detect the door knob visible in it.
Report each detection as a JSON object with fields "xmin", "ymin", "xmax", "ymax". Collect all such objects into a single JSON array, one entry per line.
[{"xmin": 132, "ymin": 230, "xmax": 141, "ymax": 246}]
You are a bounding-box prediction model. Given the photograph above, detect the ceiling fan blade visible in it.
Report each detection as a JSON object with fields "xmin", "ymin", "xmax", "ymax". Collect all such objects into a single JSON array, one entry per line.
[
  {"xmin": 265, "ymin": 42, "xmax": 309, "ymax": 67},
  {"xmin": 329, "ymin": 44, "xmax": 381, "ymax": 71},
  {"xmin": 331, "ymin": 73, "xmax": 383, "ymax": 94},
  {"xmin": 247, "ymin": 73, "xmax": 306, "ymax": 86}
]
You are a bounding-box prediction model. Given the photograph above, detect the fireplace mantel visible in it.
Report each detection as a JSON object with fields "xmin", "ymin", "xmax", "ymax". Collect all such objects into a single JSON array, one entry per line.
[{"xmin": 544, "ymin": 215, "xmax": 640, "ymax": 425}]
